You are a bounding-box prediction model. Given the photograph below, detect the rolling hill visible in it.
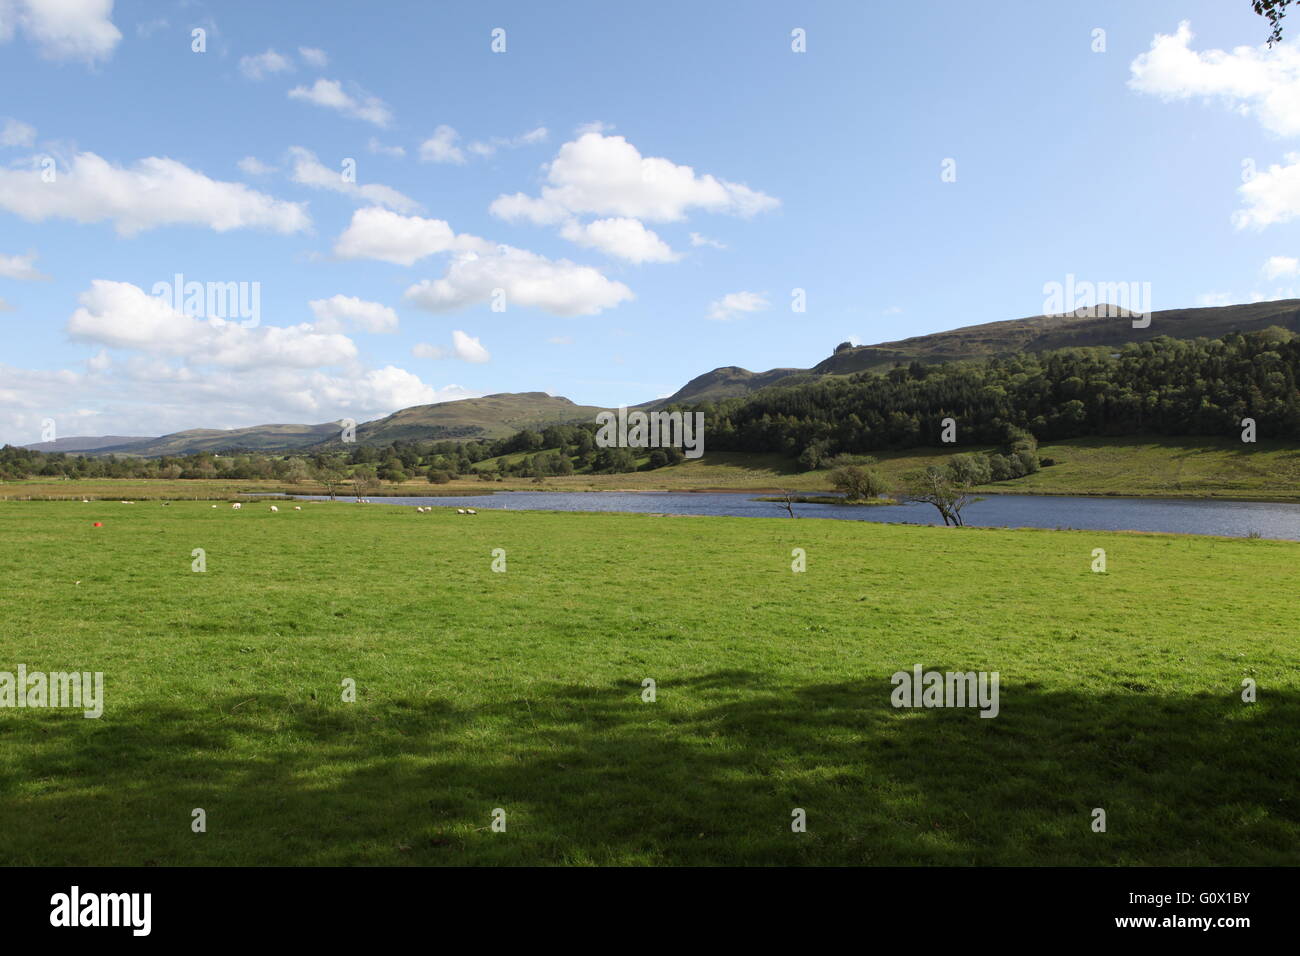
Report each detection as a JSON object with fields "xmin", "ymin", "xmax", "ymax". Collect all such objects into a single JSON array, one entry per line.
[
  {"xmin": 92, "ymin": 423, "xmax": 340, "ymax": 457},
  {"xmin": 21, "ymin": 435, "xmax": 157, "ymax": 454},
  {"xmin": 646, "ymin": 299, "xmax": 1300, "ymax": 408},
  {"xmin": 25, "ymin": 393, "xmax": 612, "ymax": 457},
  {"xmin": 341, "ymin": 392, "xmax": 608, "ymax": 446}
]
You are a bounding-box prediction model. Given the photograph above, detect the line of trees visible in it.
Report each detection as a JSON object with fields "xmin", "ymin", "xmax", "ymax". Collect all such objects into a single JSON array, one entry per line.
[{"xmin": 0, "ymin": 420, "xmax": 691, "ymax": 482}]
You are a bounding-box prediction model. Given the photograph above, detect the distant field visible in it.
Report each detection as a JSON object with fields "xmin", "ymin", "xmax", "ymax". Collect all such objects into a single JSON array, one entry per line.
[
  {"xmin": 0, "ymin": 500, "xmax": 1295, "ymax": 865},
  {"xmin": 3, "ymin": 437, "xmax": 1299, "ymax": 501}
]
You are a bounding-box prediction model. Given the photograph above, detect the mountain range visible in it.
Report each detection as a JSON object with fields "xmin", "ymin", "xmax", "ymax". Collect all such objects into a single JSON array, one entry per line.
[{"xmin": 23, "ymin": 298, "xmax": 1300, "ymax": 457}]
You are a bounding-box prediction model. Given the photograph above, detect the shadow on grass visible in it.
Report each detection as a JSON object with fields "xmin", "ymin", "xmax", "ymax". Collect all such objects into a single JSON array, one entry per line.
[{"xmin": 1, "ymin": 672, "xmax": 1295, "ymax": 865}]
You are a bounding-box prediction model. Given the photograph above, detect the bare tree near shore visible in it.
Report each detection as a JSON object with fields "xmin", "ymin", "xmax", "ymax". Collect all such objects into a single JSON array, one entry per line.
[
  {"xmin": 899, "ymin": 467, "xmax": 981, "ymax": 527},
  {"xmin": 778, "ymin": 489, "xmax": 798, "ymax": 518}
]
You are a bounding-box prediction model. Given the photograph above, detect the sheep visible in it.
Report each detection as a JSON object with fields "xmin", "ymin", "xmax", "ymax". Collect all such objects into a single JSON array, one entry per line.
[
  {"xmin": 82, "ymin": 499, "xmax": 89, "ymax": 503},
  {"xmin": 466, "ymin": 509, "xmax": 477, "ymax": 515},
  {"xmin": 270, "ymin": 505, "xmax": 279, "ymax": 512},
  {"xmin": 232, "ymin": 503, "xmax": 242, "ymax": 510},
  {"xmin": 294, "ymin": 506, "xmax": 302, "ymax": 511},
  {"xmin": 456, "ymin": 508, "xmax": 466, "ymax": 514},
  {"xmin": 211, "ymin": 505, "xmax": 217, "ymax": 509}
]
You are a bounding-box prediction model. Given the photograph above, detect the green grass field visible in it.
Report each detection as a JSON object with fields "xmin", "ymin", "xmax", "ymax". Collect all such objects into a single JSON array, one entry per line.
[{"xmin": 0, "ymin": 500, "xmax": 1296, "ymax": 865}]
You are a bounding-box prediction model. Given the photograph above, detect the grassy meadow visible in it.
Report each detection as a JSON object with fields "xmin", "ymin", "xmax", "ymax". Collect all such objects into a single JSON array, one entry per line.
[{"xmin": 0, "ymin": 499, "xmax": 1295, "ymax": 866}]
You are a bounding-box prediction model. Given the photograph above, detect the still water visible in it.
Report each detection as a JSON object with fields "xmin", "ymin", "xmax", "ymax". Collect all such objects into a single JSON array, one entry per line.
[{"xmin": 281, "ymin": 491, "xmax": 1300, "ymax": 540}]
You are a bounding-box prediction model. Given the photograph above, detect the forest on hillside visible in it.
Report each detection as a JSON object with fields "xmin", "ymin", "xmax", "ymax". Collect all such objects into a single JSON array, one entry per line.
[{"xmin": 690, "ymin": 328, "xmax": 1300, "ymax": 460}]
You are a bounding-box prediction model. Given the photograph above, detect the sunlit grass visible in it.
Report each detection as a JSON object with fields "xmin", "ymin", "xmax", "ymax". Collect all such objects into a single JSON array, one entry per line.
[{"xmin": 0, "ymin": 500, "xmax": 1295, "ymax": 865}]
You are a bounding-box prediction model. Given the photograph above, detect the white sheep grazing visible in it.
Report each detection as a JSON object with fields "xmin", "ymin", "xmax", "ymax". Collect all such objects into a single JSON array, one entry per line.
[
  {"xmin": 456, "ymin": 508, "xmax": 466, "ymax": 514},
  {"xmin": 82, "ymin": 499, "xmax": 89, "ymax": 503},
  {"xmin": 211, "ymin": 505, "xmax": 217, "ymax": 508},
  {"xmin": 466, "ymin": 509, "xmax": 477, "ymax": 515},
  {"xmin": 270, "ymin": 505, "xmax": 279, "ymax": 512},
  {"xmin": 232, "ymin": 503, "xmax": 242, "ymax": 510},
  {"xmin": 294, "ymin": 506, "xmax": 302, "ymax": 511}
]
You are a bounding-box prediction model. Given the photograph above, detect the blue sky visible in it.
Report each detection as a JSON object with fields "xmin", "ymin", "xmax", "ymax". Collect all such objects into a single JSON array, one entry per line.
[{"xmin": 1, "ymin": 0, "xmax": 1298, "ymax": 441}]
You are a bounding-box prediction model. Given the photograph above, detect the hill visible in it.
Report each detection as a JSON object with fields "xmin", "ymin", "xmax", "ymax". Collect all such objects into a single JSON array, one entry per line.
[
  {"xmin": 92, "ymin": 423, "xmax": 339, "ymax": 457},
  {"xmin": 18, "ymin": 393, "xmax": 610, "ymax": 458},
  {"xmin": 344, "ymin": 392, "xmax": 607, "ymax": 446},
  {"xmin": 648, "ymin": 299, "xmax": 1300, "ymax": 407},
  {"xmin": 637, "ymin": 366, "xmax": 806, "ymax": 409},
  {"xmin": 813, "ymin": 299, "xmax": 1300, "ymax": 375},
  {"xmin": 22, "ymin": 435, "xmax": 156, "ymax": 453}
]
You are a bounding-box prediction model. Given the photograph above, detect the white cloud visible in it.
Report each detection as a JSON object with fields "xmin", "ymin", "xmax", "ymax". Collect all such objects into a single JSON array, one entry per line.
[
  {"xmin": 287, "ymin": 146, "xmax": 418, "ymax": 213},
  {"xmin": 0, "ymin": 152, "xmax": 310, "ymax": 236},
  {"xmin": 298, "ymin": 46, "xmax": 327, "ymax": 68},
  {"xmin": 689, "ymin": 232, "xmax": 726, "ymax": 249},
  {"xmin": 0, "ymin": 355, "xmax": 477, "ymax": 441},
  {"xmin": 1129, "ymin": 21, "xmax": 1300, "ymax": 137},
  {"xmin": 1263, "ymin": 255, "xmax": 1300, "ymax": 279},
  {"xmin": 1235, "ymin": 154, "xmax": 1300, "ymax": 228},
  {"xmin": 419, "ymin": 125, "xmax": 465, "ymax": 164},
  {"xmin": 239, "ymin": 48, "xmax": 293, "ymax": 80},
  {"xmin": 367, "ymin": 137, "xmax": 405, "ymax": 158},
  {"xmin": 0, "ymin": 250, "xmax": 49, "ymax": 280},
  {"xmin": 491, "ymin": 131, "xmax": 779, "ymax": 224},
  {"xmin": 707, "ymin": 290, "xmax": 769, "ymax": 321},
  {"xmin": 333, "ymin": 207, "xmax": 484, "ymax": 265},
  {"xmin": 0, "ymin": 0, "xmax": 121, "ymax": 64},
  {"xmin": 68, "ymin": 280, "xmax": 358, "ymax": 369},
  {"xmin": 308, "ymin": 294, "xmax": 399, "ymax": 334},
  {"xmin": 287, "ymin": 78, "xmax": 392, "ymax": 128},
  {"xmin": 547, "ymin": 335, "xmax": 573, "ymax": 345},
  {"xmin": 468, "ymin": 126, "xmax": 550, "ymax": 157},
  {"xmin": 450, "ymin": 329, "xmax": 489, "ymax": 363},
  {"xmin": 413, "ymin": 329, "xmax": 490, "ymax": 363},
  {"xmin": 334, "ymin": 208, "xmax": 632, "ymax": 315},
  {"xmin": 1, "ymin": 117, "xmax": 35, "ymax": 148},
  {"xmin": 559, "ymin": 217, "xmax": 678, "ymax": 263},
  {"xmin": 237, "ymin": 156, "xmax": 275, "ymax": 176},
  {"xmin": 405, "ymin": 245, "xmax": 633, "ymax": 316}
]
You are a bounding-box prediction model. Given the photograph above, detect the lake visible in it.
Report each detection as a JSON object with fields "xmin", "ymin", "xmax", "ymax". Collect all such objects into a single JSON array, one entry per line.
[{"xmin": 279, "ymin": 491, "xmax": 1300, "ymax": 540}]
